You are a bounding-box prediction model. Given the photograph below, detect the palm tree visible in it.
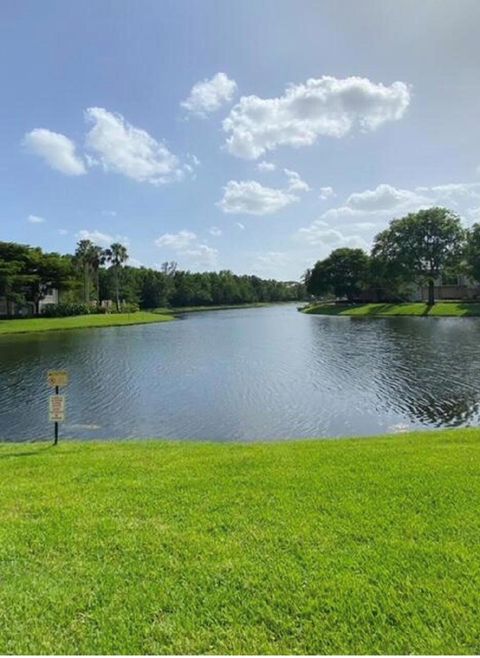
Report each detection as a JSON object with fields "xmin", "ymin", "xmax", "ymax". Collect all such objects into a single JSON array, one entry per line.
[
  {"xmin": 105, "ymin": 243, "xmax": 128, "ymax": 311},
  {"xmin": 74, "ymin": 240, "xmax": 95, "ymax": 303},
  {"xmin": 91, "ymin": 245, "xmax": 107, "ymax": 304}
]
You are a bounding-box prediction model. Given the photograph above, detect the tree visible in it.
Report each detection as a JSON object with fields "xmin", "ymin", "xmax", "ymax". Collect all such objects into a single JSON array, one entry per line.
[
  {"xmin": 74, "ymin": 240, "xmax": 96, "ymax": 303},
  {"xmin": 305, "ymin": 248, "xmax": 370, "ymax": 302},
  {"xmin": 465, "ymin": 223, "xmax": 480, "ymax": 284},
  {"xmin": 105, "ymin": 243, "xmax": 128, "ymax": 311},
  {"xmin": 372, "ymin": 207, "xmax": 465, "ymax": 305},
  {"xmin": 91, "ymin": 246, "xmax": 107, "ymax": 302}
]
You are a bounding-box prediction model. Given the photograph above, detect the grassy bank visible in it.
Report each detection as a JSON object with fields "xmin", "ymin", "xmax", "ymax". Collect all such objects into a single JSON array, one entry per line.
[
  {"xmin": 152, "ymin": 302, "xmax": 271, "ymax": 314},
  {"xmin": 302, "ymin": 301, "xmax": 480, "ymax": 317},
  {"xmin": 1, "ymin": 429, "xmax": 479, "ymax": 654},
  {"xmin": 0, "ymin": 311, "xmax": 173, "ymax": 335}
]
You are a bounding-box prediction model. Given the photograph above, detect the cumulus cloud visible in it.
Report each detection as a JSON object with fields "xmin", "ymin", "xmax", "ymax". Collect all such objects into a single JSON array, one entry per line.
[
  {"xmin": 346, "ymin": 183, "xmax": 426, "ymax": 212},
  {"xmin": 296, "ymin": 180, "xmax": 480, "ymax": 257},
  {"xmin": 181, "ymin": 72, "xmax": 238, "ymax": 116},
  {"xmin": 284, "ymin": 168, "xmax": 311, "ymax": 192},
  {"xmin": 209, "ymin": 226, "xmax": 222, "ymax": 236},
  {"xmin": 217, "ymin": 180, "xmax": 298, "ymax": 215},
  {"xmin": 321, "ymin": 182, "xmax": 480, "ymax": 222},
  {"xmin": 27, "ymin": 214, "xmax": 45, "ymax": 224},
  {"xmin": 296, "ymin": 221, "xmax": 369, "ymax": 250},
  {"xmin": 181, "ymin": 244, "xmax": 219, "ymax": 269},
  {"xmin": 235, "ymin": 222, "xmax": 245, "ymax": 230},
  {"xmin": 257, "ymin": 160, "xmax": 276, "ymax": 172},
  {"xmin": 85, "ymin": 107, "xmax": 184, "ymax": 185},
  {"xmin": 319, "ymin": 186, "xmax": 335, "ymax": 200},
  {"xmin": 154, "ymin": 229, "xmax": 218, "ymax": 269},
  {"xmin": 154, "ymin": 230, "xmax": 197, "ymax": 249},
  {"xmin": 76, "ymin": 229, "xmax": 129, "ymax": 247},
  {"xmin": 23, "ymin": 128, "xmax": 86, "ymax": 175},
  {"xmin": 223, "ymin": 76, "xmax": 411, "ymax": 159},
  {"xmin": 254, "ymin": 251, "xmax": 289, "ymax": 271}
]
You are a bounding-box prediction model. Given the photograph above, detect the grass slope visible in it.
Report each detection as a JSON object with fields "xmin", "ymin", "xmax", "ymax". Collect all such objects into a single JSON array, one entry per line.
[
  {"xmin": 0, "ymin": 429, "xmax": 479, "ymax": 654},
  {"xmin": 0, "ymin": 312, "xmax": 173, "ymax": 335},
  {"xmin": 302, "ymin": 301, "xmax": 480, "ymax": 317},
  {"xmin": 151, "ymin": 302, "xmax": 271, "ymax": 314}
]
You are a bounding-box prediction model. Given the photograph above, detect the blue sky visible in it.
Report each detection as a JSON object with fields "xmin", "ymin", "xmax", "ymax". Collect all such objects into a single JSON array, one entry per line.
[{"xmin": 2, "ymin": 0, "xmax": 480, "ymax": 279}]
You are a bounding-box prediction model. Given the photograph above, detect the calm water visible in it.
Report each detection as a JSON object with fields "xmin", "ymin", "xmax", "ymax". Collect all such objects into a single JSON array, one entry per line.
[{"xmin": 1, "ymin": 304, "xmax": 479, "ymax": 442}]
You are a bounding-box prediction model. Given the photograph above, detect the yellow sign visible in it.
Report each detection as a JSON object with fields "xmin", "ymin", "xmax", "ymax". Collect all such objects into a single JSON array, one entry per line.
[
  {"xmin": 47, "ymin": 370, "xmax": 69, "ymax": 388},
  {"xmin": 49, "ymin": 395, "xmax": 66, "ymax": 422}
]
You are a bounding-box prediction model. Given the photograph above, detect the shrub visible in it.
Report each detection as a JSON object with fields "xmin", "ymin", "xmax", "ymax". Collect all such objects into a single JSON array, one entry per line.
[{"xmin": 41, "ymin": 303, "xmax": 100, "ymax": 317}]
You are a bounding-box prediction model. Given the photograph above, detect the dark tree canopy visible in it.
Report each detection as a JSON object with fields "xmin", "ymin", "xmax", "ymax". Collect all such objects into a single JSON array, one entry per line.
[
  {"xmin": 372, "ymin": 207, "xmax": 465, "ymax": 304},
  {"xmin": 305, "ymin": 248, "xmax": 370, "ymax": 302},
  {"xmin": 1, "ymin": 240, "xmax": 306, "ymax": 316},
  {"xmin": 465, "ymin": 223, "xmax": 480, "ymax": 284}
]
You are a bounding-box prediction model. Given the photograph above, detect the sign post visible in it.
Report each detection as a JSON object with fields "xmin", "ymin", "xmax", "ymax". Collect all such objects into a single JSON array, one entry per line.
[{"xmin": 47, "ymin": 371, "xmax": 68, "ymax": 445}]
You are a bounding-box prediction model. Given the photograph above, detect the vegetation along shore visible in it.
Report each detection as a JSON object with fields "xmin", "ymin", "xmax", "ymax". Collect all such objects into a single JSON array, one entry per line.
[
  {"xmin": 302, "ymin": 301, "xmax": 480, "ymax": 317},
  {"xmin": 1, "ymin": 428, "xmax": 479, "ymax": 655}
]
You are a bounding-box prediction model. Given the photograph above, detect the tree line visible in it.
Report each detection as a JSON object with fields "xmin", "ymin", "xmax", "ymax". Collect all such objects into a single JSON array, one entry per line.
[
  {"xmin": 305, "ymin": 207, "xmax": 480, "ymax": 305},
  {"xmin": 0, "ymin": 239, "xmax": 305, "ymax": 316}
]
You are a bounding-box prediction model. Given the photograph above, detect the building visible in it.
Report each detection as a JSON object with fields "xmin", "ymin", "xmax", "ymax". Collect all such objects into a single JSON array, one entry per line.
[{"xmin": 0, "ymin": 288, "xmax": 59, "ymax": 317}]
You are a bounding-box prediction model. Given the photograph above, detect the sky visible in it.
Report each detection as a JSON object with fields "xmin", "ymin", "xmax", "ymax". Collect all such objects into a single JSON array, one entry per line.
[{"xmin": 2, "ymin": 0, "xmax": 480, "ymax": 280}]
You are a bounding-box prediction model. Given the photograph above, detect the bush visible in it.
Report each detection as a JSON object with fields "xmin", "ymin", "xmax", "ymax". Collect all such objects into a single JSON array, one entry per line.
[
  {"xmin": 113, "ymin": 302, "xmax": 140, "ymax": 314},
  {"xmin": 41, "ymin": 303, "xmax": 100, "ymax": 317}
]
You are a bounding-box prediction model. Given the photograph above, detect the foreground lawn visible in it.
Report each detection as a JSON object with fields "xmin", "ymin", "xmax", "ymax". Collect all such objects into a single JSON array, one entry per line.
[
  {"xmin": 0, "ymin": 430, "xmax": 479, "ymax": 654},
  {"xmin": 303, "ymin": 301, "xmax": 480, "ymax": 317},
  {"xmin": 0, "ymin": 311, "xmax": 173, "ymax": 335}
]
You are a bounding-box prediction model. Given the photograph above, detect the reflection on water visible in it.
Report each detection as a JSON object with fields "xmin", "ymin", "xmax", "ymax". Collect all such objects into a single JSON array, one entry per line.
[{"xmin": 0, "ymin": 305, "xmax": 479, "ymax": 442}]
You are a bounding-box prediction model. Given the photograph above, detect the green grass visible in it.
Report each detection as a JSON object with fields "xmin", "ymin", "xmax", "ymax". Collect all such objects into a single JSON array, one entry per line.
[
  {"xmin": 302, "ymin": 301, "xmax": 480, "ymax": 317},
  {"xmin": 151, "ymin": 302, "xmax": 271, "ymax": 314},
  {"xmin": 0, "ymin": 311, "xmax": 173, "ymax": 335},
  {"xmin": 1, "ymin": 429, "xmax": 479, "ymax": 654}
]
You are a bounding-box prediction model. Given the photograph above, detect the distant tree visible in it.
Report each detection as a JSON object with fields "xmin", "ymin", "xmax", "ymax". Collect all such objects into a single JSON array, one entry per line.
[
  {"xmin": 105, "ymin": 243, "xmax": 128, "ymax": 311},
  {"xmin": 74, "ymin": 240, "xmax": 96, "ymax": 303},
  {"xmin": 305, "ymin": 248, "xmax": 370, "ymax": 302},
  {"xmin": 372, "ymin": 207, "xmax": 465, "ymax": 305},
  {"xmin": 90, "ymin": 246, "xmax": 107, "ymax": 302},
  {"xmin": 465, "ymin": 223, "xmax": 480, "ymax": 284}
]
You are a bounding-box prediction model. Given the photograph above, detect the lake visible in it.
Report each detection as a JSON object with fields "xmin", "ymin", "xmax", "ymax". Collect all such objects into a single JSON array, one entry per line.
[{"xmin": 1, "ymin": 304, "xmax": 479, "ymax": 442}]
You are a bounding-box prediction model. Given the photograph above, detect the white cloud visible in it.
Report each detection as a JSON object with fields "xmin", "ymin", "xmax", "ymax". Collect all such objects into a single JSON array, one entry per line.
[
  {"xmin": 217, "ymin": 180, "xmax": 298, "ymax": 215},
  {"xmin": 209, "ymin": 226, "xmax": 222, "ymax": 236},
  {"xmin": 27, "ymin": 214, "xmax": 45, "ymax": 224},
  {"xmin": 346, "ymin": 183, "xmax": 425, "ymax": 212},
  {"xmin": 76, "ymin": 229, "xmax": 129, "ymax": 247},
  {"xmin": 181, "ymin": 72, "xmax": 238, "ymax": 116},
  {"xmin": 253, "ymin": 251, "xmax": 290, "ymax": 274},
  {"xmin": 101, "ymin": 210, "xmax": 117, "ymax": 217},
  {"xmin": 181, "ymin": 244, "xmax": 219, "ymax": 269},
  {"xmin": 323, "ymin": 182, "xmax": 480, "ymax": 221},
  {"xmin": 257, "ymin": 160, "xmax": 276, "ymax": 172},
  {"xmin": 416, "ymin": 182, "xmax": 480, "ymax": 206},
  {"xmin": 154, "ymin": 229, "xmax": 218, "ymax": 269},
  {"xmin": 296, "ymin": 222, "xmax": 368, "ymax": 250},
  {"xmin": 235, "ymin": 222, "xmax": 245, "ymax": 230},
  {"xmin": 284, "ymin": 168, "xmax": 311, "ymax": 192},
  {"xmin": 154, "ymin": 230, "xmax": 197, "ymax": 249},
  {"xmin": 85, "ymin": 107, "xmax": 183, "ymax": 185},
  {"xmin": 319, "ymin": 186, "xmax": 335, "ymax": 200},
  {"xmin": 223, "ymin": 76, "xmax": 411, "ymax": 159},
  {"xmin": 23, "ymin": 128, "xmax": 86, "ymax": 176}
]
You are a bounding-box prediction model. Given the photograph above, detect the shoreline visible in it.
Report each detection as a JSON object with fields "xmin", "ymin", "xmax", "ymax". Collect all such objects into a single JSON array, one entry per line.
[
  {"xmin": 0, "ymin": 303, "xmax": 290, "ymax": 337},
  {"xmin": 0, "ymin": 311, "xmax": 174, "ymax": 336},
  {"xmin": 301, "ymin": 301, "xmax": 480, "ymax": 317}
]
